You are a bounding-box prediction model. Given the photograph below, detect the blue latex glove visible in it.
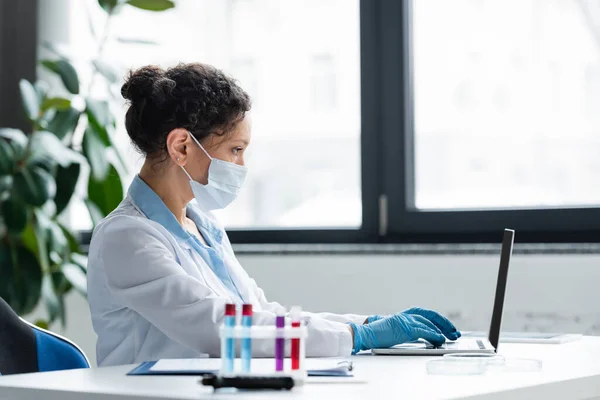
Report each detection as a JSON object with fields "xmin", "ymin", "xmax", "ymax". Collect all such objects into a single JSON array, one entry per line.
[
  {"xmin": 403, "ymin": 307, "xmax": 461, "ymax": 341},
  {"xmin": 367, "ymin": 307, "xmax": 461, "ymax": 340},
  {"xmin": 349, "ymin": 314, "xmax": 445, "ymax": 354},
  {"xmin": 366, "ymin": 314, "xmax": 386, "ymax": 324},
  {"xmin": 352, "ymin": 308, "xmax": 461, "ymax": 354}
]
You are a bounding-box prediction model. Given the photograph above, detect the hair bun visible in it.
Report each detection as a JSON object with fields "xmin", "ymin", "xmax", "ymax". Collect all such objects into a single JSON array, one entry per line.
[
  {"xmin": 121, "ymin": 65, "xmax": 164, "ymax": 102},
  {"xmin": 122, "ymin": 62, "xmax": 251, "ymax": 158}
]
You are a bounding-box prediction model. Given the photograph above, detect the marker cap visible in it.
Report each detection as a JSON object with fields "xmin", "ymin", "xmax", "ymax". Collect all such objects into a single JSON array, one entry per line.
[
  {"xmin": 242, "ymin": 304, "xmax": 253, "ymax": 316},
  {"xmin": 276, "ymin": 314, "xmax": 285, "ymax": 328},
  {"xmin": 225, "ymin": 304, "xmax": 236, "ymax": 316}
]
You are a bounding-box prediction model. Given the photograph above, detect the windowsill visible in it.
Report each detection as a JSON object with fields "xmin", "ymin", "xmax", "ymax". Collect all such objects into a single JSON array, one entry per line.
[{"xmin": 232, "ymin": 243, "xmax": 600, "ymax": 255}]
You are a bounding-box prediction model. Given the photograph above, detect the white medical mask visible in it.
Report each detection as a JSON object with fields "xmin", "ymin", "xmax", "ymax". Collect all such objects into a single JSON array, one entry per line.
[{"xmin": 180, "ymin": 133, "xmax": 248, "ymax": 211}]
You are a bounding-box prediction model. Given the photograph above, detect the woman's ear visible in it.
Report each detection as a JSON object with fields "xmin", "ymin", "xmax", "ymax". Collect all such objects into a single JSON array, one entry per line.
[{"xmin": 166, "ymin": 128, "xmax": 190, "ymax": 166}]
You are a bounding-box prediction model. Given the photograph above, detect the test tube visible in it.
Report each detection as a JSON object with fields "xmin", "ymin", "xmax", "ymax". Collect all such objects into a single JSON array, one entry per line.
[
  {"xmin": 241, "ymin": 304, "xmax": 253, "ymax": 373},
  {"xmin": 223, "ymin": 303, "xmax": 236, "ymax": 374},
  {"xmin": 290, "ymin": 306, "xmax": 302, "ymax": 370},
  {"xmin": 275, "ymin": 314, "xmax": 285, "ymax": 372}
]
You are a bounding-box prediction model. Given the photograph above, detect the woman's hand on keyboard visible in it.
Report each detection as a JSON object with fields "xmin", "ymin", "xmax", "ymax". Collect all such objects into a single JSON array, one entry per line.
[{"xmin": 349, "ymin": 312, "xmax": 451, "ymax": 354}]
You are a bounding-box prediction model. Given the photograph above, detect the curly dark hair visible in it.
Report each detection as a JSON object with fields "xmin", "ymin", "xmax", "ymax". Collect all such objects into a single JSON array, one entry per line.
[{"xmin": 121, "ymin": 63, "xmax": 251, "ymax": 157}]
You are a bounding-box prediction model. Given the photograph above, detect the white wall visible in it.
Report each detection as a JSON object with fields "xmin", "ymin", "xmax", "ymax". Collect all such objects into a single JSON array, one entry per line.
[{"xmin": 38, "ymin": 253, "xmax": 600, "ymax": 367}]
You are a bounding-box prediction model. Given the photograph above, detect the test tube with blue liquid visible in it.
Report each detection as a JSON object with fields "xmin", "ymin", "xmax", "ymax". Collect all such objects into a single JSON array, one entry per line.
[
  {"xmin": 222, "ymin": 303, "xmax": 236, "ymax": 374},
  {"xmin": 241, "ymin": 304, "xmax": 253, "ymax": 373}
]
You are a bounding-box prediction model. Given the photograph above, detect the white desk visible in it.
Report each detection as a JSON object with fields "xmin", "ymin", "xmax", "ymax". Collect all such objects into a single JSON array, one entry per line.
[{"xmin": 1, "ymin": 337, "xmax": 600, "ymax": 400}]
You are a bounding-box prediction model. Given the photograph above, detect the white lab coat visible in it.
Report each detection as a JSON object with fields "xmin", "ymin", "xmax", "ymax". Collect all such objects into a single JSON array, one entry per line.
[{"xmin": 87, "ymin": 176, "xmax": 365, "ymax": 367}]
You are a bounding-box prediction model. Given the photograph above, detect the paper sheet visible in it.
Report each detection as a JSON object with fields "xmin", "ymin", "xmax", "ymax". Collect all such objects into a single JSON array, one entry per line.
[
  {"xmin": 149, "ymin": 358, "xmax": 352, "ymax": 375},
  {"xmin": 150, "ymin": 358, "xmax": 216, "ymax": 372}
]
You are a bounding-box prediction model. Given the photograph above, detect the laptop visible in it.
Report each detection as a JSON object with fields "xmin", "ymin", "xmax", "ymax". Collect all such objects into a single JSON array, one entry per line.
[{"xmin": 372, "ymin": 228, "xmax": 515, "ymax": 355}]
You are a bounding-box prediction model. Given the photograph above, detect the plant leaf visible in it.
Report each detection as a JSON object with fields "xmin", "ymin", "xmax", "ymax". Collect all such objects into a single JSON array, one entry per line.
[
  {"xmin": 41, "ymin": 41, "xmax": 73, "ymax": 60},
  {"xmin": 1, "ymin": 197, "xmax": 28, "ymax": 234},
  {"xmin": 0, "ymin": 139, "xmax": 16, "ymax": 175},
  {"xmin": 49, "ymin": 250, "xmax": 62, "ymax": 265},
  {"xmin": 59, "ymin": 223, "xmax": 81, "ymax": 254},
  {"xmin": 83, "ymin": 127, "xmax": 110, "ymax": 181},
  {"xmin": 98, "ymin": 0, "xmax": 120, "ymax": 13},
  {"xmin": 92, "ymin": 59, "xmax": 121, "ymax": 84},
  {"xmin": 0, "ymin": 242, "xmax": 13, "ymax": 307},
  {"xmin": 29, "ymin": 131, "xmax": 83, "ymax": 168},
  {"xmin": 116, "ymin": 36, "xmax": 158, "ymax": 45},
  {"xmin": 14, "ymin": 245, "xmax": 43, "ymax": 315},
  {"xmin": 13, "ymin": 166, "xmax": 57, "ymax": 207},
  {"xmin": 32, "ymin": 212, "xmax": 64, "ymax": 325},
  {"xmin": 127, "ymin": 0, "xmax": 175, "ymax": 12},
  {"xmin": 87, "ymin": 164, "xmax": 123, "ymax": 217},
  {"xmin": 32, "ymin": 211, "xmax": 52, "ymax": 321},
  {"xmin": 108, "ymin": 140, "xmax": 130, "ymax": 175},
  {"xmin": 48, "ymin": 220, "xmax": 68, "ymax": 255},
  {"xmin": 34, "ymin": 319, "xmax": 49, "ymax": 329},
  {"xmin": 47, "ymin": 107, "xmax": 81, "ymax": 140},
  {"xmin": 86, "ymin": 99, "xmax": 112, "ymax": 146},
  {"xmin": 37, "ymin": 108, "xmax": 56, "ymax": 131},
  {"xmin": 41, "ymin": 60, "xmax": 80, "ymax": 95},
  {"xmin": 34, "ymin": 81, "xmax": 50, "ymax": 104},
  {"xmin": 41, "ymin": 199, "xmax": 57, "ymax": 219},
  {"xmin": 41, "ymin": 97, "xmax": 71, "ymax": 112},
  {"xmin": 0, "ymin": 128, "xmax": 28, "ymax": 157},
  {"xmin": 71, "ymin": 253, "xmax": 88, "ymax": 271},
  {"xmin": 42, "ymin": 273, "xmax": 62, "ymax": 322},
  {"xmin": 61, "ymin": 263, "xmax": 87, "ymax": 295},
  {"xmin": 85, "ymin": 99, "xmax": 130, "ymax": 174},
  {"xmin": 19, "ymin": 79, "xmax": 40, "ymax": 121},
  {"xmin": 86, "ymin": 98, "xmax": 112, "ymax": 126},
  {"xmin": 33, "ymin": 208, "xmax": 52, "ymax": 245},
  {"xmin": 20, "ymin": 222, "xmax": 38, "ymax": 255},
  {"xmin": 52, "ymin": 269, "xmax": 71, "ymax": 295},
  {"xmin": 55, "ymin": 163, "xmax": 81, "ymax": 215},
  {"xmin": 84, "ymin": 198, "xmax": 104, "ymax": 227},
  {"xmin": 0, "ymin": 176, "xmax": 12, "ymax": 193},
  {"xmin": 29, "ymin": 156, "xmax": 55, "ymax": 174}
]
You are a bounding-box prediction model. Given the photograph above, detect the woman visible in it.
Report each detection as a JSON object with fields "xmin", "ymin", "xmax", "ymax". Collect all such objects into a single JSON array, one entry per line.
[{"xmin": 87, "ymin": 63, "xmax": 460, "ymax": 366}]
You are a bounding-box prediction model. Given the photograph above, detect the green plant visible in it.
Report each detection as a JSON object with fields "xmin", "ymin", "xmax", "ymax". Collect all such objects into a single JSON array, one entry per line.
[{"xmin": 0, "ymin": 0, "xmax": 175, "ymax": 325}]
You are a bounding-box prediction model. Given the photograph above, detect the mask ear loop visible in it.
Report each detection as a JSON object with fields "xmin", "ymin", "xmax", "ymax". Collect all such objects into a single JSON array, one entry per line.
[
  {"xmin": 182, "ymin": 131, "xmax": 212, "ymax": 182},
  {"xmin": 188, "ymin": 131, "xmax": 213, "ymax": 160}
]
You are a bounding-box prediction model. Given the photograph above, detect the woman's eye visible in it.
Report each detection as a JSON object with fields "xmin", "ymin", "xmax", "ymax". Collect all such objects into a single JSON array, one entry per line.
[{"xmin": 233, "ymin": 147, "xmax": 243, "ymax": 155}]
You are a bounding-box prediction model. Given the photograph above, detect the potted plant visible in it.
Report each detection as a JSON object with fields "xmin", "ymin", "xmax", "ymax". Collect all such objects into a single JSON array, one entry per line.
[{"xmin": 0, "ymin": 0, "xmax": 175, "ymax": 326}]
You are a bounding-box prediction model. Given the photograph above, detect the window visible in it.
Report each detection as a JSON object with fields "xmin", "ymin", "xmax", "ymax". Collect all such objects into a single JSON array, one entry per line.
[
  {"xmin": 310, "ymin": 54, "xmax": 338, "ymax": 111},
  {"xmin": 414, "ymin": 0, "xmax": 600, "ymax": 210},
  {"xmin": 67, "ymin": 0, "xmax": 361, "ymax": 231},
  {"xmin": 62, "ymin": 0, "xmax": 600, "ymax": 243}
]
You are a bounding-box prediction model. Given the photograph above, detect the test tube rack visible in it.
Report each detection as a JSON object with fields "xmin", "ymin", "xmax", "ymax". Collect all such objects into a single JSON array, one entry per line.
[{"xmin": 219, "ymin": 324, "xmax": 308, "ymax": 380}]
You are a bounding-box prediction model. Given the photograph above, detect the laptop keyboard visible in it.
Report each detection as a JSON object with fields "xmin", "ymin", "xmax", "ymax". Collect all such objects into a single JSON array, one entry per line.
[{"xmin": 441, "ymin": 339, "xmax": 486, "ymax": 350}]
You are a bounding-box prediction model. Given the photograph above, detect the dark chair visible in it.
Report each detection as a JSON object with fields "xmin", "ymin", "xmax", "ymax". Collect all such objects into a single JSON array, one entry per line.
[{"xmin": 0, "ymin": 297, "xmax": 90, "ymax": 375}]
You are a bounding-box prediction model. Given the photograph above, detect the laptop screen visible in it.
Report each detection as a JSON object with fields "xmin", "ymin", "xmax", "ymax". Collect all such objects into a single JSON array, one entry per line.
[{"xmin": 487, "ymin": 229, "xmax": 515, "ymax": 352}]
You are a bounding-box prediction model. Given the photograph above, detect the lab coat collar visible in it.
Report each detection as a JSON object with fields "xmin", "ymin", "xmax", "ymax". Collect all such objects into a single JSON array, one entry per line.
[{"xmin": 128, "ymin": 175, "xmax": 223, "ymax": 245}]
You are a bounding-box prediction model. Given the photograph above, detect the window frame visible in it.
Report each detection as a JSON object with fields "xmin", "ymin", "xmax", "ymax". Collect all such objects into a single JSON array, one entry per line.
[{"xmin": 0, "ymin": 0, "xmax": 38, "ymax": 132}]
